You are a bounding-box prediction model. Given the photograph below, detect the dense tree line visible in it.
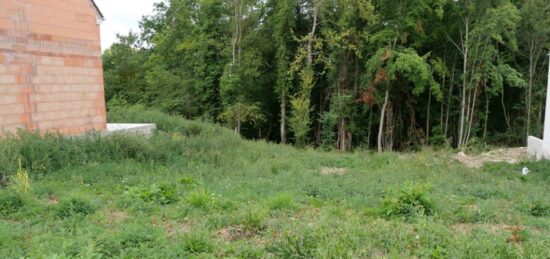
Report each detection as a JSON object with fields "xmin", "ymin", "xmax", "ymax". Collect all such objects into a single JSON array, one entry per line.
[{"xmin": 103, "ymin": 0, "xmax": 550, "ymax": 151}]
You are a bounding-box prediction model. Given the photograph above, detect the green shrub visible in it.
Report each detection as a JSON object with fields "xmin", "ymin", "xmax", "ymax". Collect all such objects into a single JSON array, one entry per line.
[
  {"xmin": 453, "ymin": 206, "xmax": 486, "ymax": 223},
  {"xmin": 96, "ymin": 224, "xmax": 163, "ymax": 256},
  {"xmin": 0, "ymin": 130, "xmax": 179, "ymax": 178},
  {"xmin": 179, "ymin": 176, "xmax": 198, "ymax": 186},
  {"xmin": 0, "ymin": 136, "xmax": 20, "ymax": 185},
  {"xmin": 181, "ymin": 232, "xmax": 213, "ymax": 254},
  {"xmin": 186, "ymin": 189, "xmax": 214, "ymax": 209},
  {"xmin": 242, "ymin": 207, "xmax": 267, "ymax": 232},
  {"xmin": 0, "ymin": 106, "xmax": 234, "ymax": 180},
  {"xmin": 127, "ymin": 184, "xmax": 179, "ymax": 205},
  {"xmin": 0, "ymin": 192, "xmax": 24, "ymax": 216},
  {"xmin": 527, "ymin": 202, "xmax": 550, "ymax": 217},
  {"xmin": 428, "ymin": 126, "xmax": 450, "ymax": 149},
  {"xmin": 119, "ymin": 227, "xmax": 158, "ymax": 249},
  {"xmin": 271, "ymin": 230, "xmax": 319, "ymax": 258},
  {"xmin": 56, "ymin": 198, "xmax": 95, "ymax": 218},
  {"xmin": 268, "ymin": 193, "xmax": 295, "ymax": 211},
  {"xmin": 381, "ymin": 183, "xmax": 434, "ymax": 219}
]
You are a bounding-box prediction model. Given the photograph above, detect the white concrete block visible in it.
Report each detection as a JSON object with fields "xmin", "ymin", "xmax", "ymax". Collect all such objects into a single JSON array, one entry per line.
[
  {"xmin": 527, "ymin": 136, "xmax": 550, "ymax": 160},
  {"xmin": 106, "ymin": 123, "xmax": 156, "ymax": 136}
]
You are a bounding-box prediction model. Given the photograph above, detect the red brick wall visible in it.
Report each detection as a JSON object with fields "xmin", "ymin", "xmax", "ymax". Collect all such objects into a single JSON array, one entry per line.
[{"xmin": 0, "ymin": 0, "xmax": 106, "ymax": 135}]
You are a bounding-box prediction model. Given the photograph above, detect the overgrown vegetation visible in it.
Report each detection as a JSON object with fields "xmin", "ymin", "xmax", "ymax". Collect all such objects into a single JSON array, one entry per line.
[
  {"xmin": 0, "ymin": 107, "xmax": 548, "ymax": 257},
  {"xmin": 104, "ymin": 0, "xmax": 550, "ymax": 151}
]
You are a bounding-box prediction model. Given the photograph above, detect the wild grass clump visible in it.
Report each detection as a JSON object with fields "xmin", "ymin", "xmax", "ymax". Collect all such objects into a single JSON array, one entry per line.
[
  {"xmin": 0, "ymin": 192, "xmax": 24, "ymax": 216},
  {"xmin": 0, "ymin": 106, "xmax": 240, "ymax": 183},
  {"xmin": 127, "ymin": 184, "xmax": 179, "ymax": 205},
  {"xmin": 187, "ymin": 189, "xmax": 215, "ymax": 209},
  {"xmin": 270, "ymin": 230, "xmax": 319, "ymax": 258},
  {"xmin": 0, "ymin": 132, "xmax": 178, "ymax": 178},
  {"xmin": 179, "ymin": 176, "xmax": 198, "ymax": 186},
  {"xmin": 452, "ymin": 206, "xmax": 487, "ymax": 223},
  {"xmin": 381, "ymin": 183, "xmax": 434, "ymax": 220},
  {"xmin": 0, "ymin": 137, "xmax": 19, "ymax": 186},
  {"xmin": 242, "ymin": 207, "xmax": 267, "ymax": 232},
  {"xmin": 96, "ymin": 224, "xmax": 164, "ymax": 257},
  {"xmin": 56, "ymin": 198, "xmax": 95, "ymax": 218},
  {"xmin": 527, "ymin": 202, "xmax": 550, "ymax": 217},
  {"xmin": 268, "ymin": 193, "xmax": 296, "ymax": 211},
  {"xmin": 181, "ymin": 231, "xmax": 214, "ymax": 254}
]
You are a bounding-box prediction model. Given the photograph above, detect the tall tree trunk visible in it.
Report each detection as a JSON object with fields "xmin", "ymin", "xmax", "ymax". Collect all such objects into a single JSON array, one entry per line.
[
  {"xmin": 232, "ymin": 0, "xmax": 239, "ymax": 65},
  {"xmin": 367, "ymin": 109, "xmax": 373, "ymax": 148},
  {"xmin": 426, "ymin": 89, "xmax": 432, "ymax": 142},
  {"xmin": 336, "ymin": 53, "xmax": 350, "ymax": 151},
  {"xmin": 280, "ymin": 89, "xmax": 287, "ymax": 144},
  {"xmin": 231, "ymin": 0, "xmax": 245, "ymax": 66},
  {"xmin": 526, "ymin": 46, "xmax": 534, "ymax": 142},
  {"xmin": 316, "ymin": 85, "xmax": 330, "ymax": 145},
  {"xmin": 386, "ymin": 102, "xmax": 394, "ymax": 151},
  {"xmin": 235, "ymin": 114, "xmax": 241, "ymax": 134},
  {"xmin": 458, "ymin": 18, "xmax": 469, "ymax": 149},
  {"xmin": 378, "ymin": 90, "xmax": 390, "ymax": 153},
  {"xmin": 306, "ymin": 3, "xmax": 318, "ymax": 68},
  {"xmin": 464, "ymin": 84, "xmax": 478, "ymax": 147},
  {"xmin": 502, "ymin": 87, "xmax": 512, "ymax": 131},
  {"xmin": 483, "ymin": 93, "xmax": 489, "ymax": 140},
  {"xmin": 445, "ymin": 63, "xmax": 456, "ymax": 138},
  {"xmin": 339, "ymin": 118, "xmax": 347, "ymax": 151},
  {"xmin": 525, "ymin": 39, "xmax": 543, "ymax": 142}
]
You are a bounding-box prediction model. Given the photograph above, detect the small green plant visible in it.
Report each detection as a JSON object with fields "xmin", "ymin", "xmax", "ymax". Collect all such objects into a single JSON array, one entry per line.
[
  {"xmin": 453, "ymin": 206, "xmax": 486, "ymax": 223},
  {"xmin": 182, "ymin": 232, "xmax": 213, "ymax": 254},
  {"xmin": 12, "ymin": 159, "xmax": 30, "ymax": 194},
  {"xmin": 428, "ymin": 126, "xmax": 450, "ymax": 149},
  {"xmin": 0, "ymin": 192, "xmax": 24, "ymax": 216},
  {"xmin": 527, "ymin": 202, "xmax": 550, "ymax": 217},
  {"xmin": 56, "ymin": 198, "xmax": 95, "ymax": 218},
  {"xmin": 127, "ymin": 184, "xmax": 179, "ymax": 205},
  {"xmin": 179, "ymin": 176, "xmax": 197, "ymax": 186},
  {"xmin": 242, "ymin": 207, "xmax": 267, "ymax": 232},
  {"xmin": 271, "ymin": 230, "xmax": 319, "ymax": 258},
  {"xmin": 95, "ymin": 224, "xmax": 163, "ymax": 257},
  {"xmin": 381, "ymin": 183, "xmax": 434, "ymax": 219},
  {"xmin": 268, "ymin": 193, "xmax": 295, "ymax": 211},
  {"xmin": 186, "ymin": 189, "xmax": 214, "ymax": 209}
]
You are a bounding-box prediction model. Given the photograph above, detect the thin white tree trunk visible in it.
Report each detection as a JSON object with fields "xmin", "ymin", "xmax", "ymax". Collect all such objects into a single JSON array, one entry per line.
[
  {"xmin": 378, "ymin": 90, "xmax": 390, "ymax": 153},
  {"xmin": 426, "ymin": 88, "xmax": 432, "ymax": 142},
  {"xmin": 280, "ymin": 89, "xmax": 287, "ymax": 144},
  {"xmin": 458, "ymin": 20, "xmax": 469, "ymax": 149},
  {"xmin": 444, "ymin": 64, "xmax": 456, "ymax": 137},
  {"xmin": 306, "ymin": 3, "xmax": 318, "ymax": 68}
]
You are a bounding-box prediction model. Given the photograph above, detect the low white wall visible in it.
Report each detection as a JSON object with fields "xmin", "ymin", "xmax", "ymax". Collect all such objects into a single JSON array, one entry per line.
[
  {"xmin": 527, "ymin": 136, "xmax": 550, "ymax": 160},
  {"xmin": 106, "ymin": 124, "xmax": 156, "ymax": 136}
]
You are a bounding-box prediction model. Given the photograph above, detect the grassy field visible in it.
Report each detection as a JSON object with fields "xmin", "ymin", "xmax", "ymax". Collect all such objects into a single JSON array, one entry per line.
[{"xmin": 0, "ymin": 107, "xmax": 549, "ymax": 258}]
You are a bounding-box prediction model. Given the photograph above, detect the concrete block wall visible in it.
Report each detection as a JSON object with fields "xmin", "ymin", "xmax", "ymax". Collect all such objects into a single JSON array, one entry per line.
[{"xmin": 0, "ymin": 0, "xmax": 106, "ymax": 135}]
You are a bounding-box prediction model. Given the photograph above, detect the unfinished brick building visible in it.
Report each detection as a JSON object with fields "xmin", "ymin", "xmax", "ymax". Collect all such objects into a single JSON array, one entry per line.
[{"xmin": 0, "ymin": 0, "xmax": 106, "ymax": 135}]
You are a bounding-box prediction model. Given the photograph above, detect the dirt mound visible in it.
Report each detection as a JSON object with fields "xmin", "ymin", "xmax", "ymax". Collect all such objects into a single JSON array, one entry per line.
[{"xmin": 455, "ymin": 147, "xmax": 528, "ymax": 168}]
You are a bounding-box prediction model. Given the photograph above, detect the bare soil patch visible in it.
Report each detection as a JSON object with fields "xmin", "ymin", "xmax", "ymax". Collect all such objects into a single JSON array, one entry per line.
[
  {"xmin": 104, "ymin": 210, "xmax": 129, "ymax": 224},
  {"xmin": 451, "ymin": 223, "xmax": 514, "ymax": 235},
  {"xmin": 217, "ymin": 226, "xmax": 260, "ymax": 241},
  {"xmin": 164, "ymin": 220, "xmax": 192, "ymax": 237},
  {"xmin": 455, "ymin": 147, "xmax": 528, "ymax": 168},
  {"xmin": 320, "ymin": 167, "xmax": 347, "ymax": 176},
  {"xmin": 47, "ymin": 195, "xmax": 59, "ymax": 205}
]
